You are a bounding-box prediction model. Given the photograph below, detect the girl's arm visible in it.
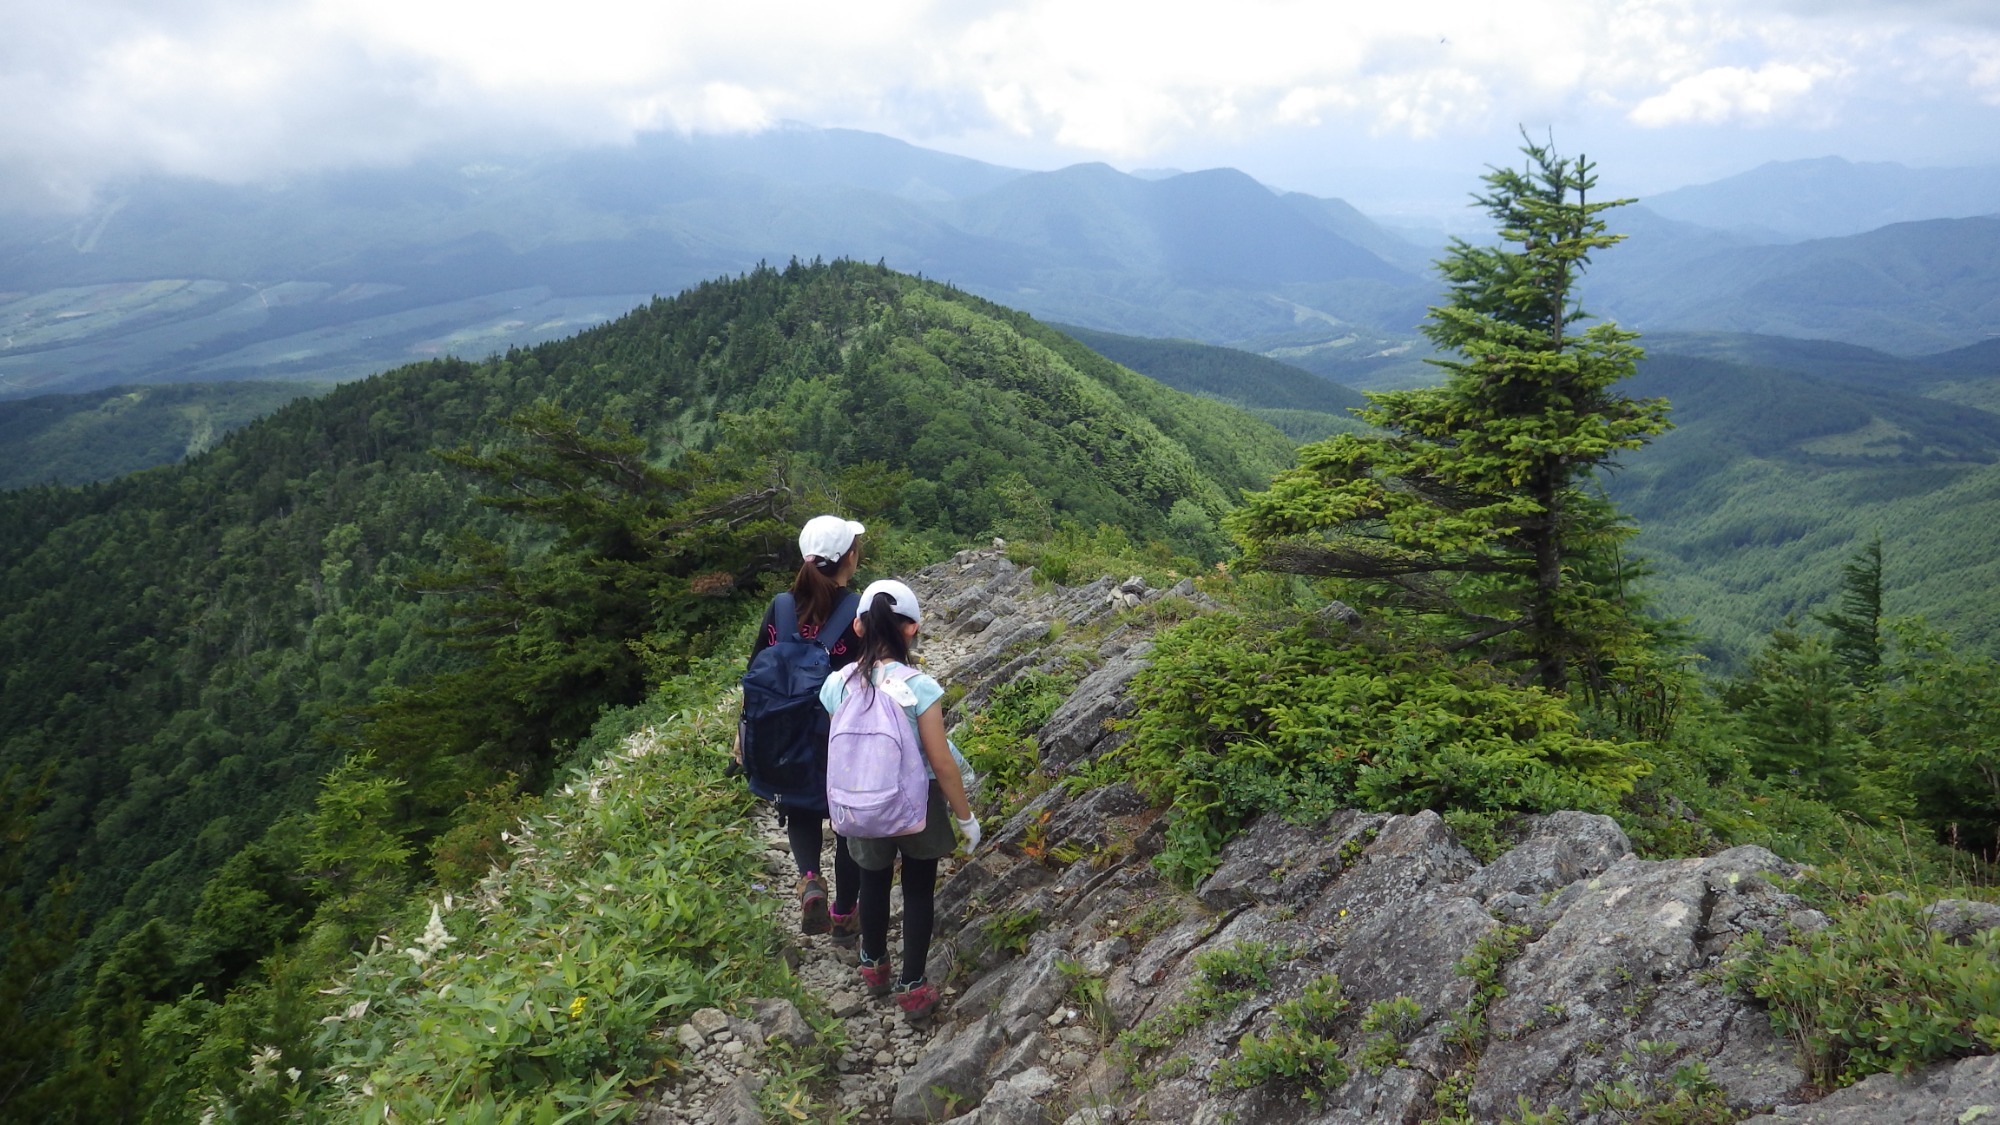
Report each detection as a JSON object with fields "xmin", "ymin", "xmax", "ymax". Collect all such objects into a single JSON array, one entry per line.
[{"xmin": 915, "ymin": 704, "xmax": 971, "ymax": 821}]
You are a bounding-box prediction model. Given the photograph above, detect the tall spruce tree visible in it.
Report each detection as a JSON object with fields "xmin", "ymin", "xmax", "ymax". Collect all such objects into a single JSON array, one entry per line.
[
  {"xmin": 1232, "ymin": 137, "xmax": 1670, "ymax": 691},
  {"xmin": 1814, "ymin": 534, "xmax": 1885, "ymax": 686}
]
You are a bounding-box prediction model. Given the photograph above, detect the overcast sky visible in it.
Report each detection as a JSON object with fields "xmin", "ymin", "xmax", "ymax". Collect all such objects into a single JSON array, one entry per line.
[{"xmin": 7, "ymin": 0, "xmax": 2000, "ymax": 222}]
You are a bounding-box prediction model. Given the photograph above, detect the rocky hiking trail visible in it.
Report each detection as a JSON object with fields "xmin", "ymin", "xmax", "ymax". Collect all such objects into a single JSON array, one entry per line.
[
  {"xmin": 636, "ymin": 549, "xmax": 2000, "ymax": 1124},
  {"xmin": 634, "ymin": 801, "xmax": 971, "ymax": 1124}
]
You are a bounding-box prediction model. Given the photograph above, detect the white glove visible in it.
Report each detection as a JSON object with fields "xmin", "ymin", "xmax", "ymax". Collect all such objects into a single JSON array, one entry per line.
[{"xmin": 955, "ymin": 815, "xmax": 982, "ymax": 855}]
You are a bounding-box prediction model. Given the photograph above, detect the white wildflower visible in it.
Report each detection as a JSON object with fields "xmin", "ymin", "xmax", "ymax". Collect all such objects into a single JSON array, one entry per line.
[
  {"xmin": 286, "ymin": 1067, "xmax": 301, "ymax": 1083},
  {"xmin": 416, "ymin": 903, "xmax": 453, "ymax": 956}
]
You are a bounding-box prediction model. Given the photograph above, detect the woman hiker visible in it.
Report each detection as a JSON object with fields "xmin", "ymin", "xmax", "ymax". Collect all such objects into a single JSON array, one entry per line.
[{"xmin": 738, "ymin": 514, "xmax": 867, "ymax": 942}]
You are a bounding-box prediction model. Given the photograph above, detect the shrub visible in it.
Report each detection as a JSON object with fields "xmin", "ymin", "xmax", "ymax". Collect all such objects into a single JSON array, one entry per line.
[
  {"xmin": 1094, "ymin": 613, "xmax": 1648, "ymax": 883},
  {"xmin": 957, "ymin": 670, "xmax": 1075, "ymax": 818},
  {"xmin": 1727, "ymin": 893, "xmax": 2000, "ymax": 1086},
  {"xmin": 1114, "ymin": 941, "xmax": 1289, "ymax": 1069},
  {"xmin": 1213, "ymin": 974, "xmax": 1352, "ymax": 1102}
]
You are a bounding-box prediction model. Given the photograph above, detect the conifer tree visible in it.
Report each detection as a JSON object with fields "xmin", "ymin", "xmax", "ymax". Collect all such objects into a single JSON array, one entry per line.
[
  {"xmin": 1814, "ymin": 534, "xmax": 1885, "ymax": 686},
  {"xmin": 1232, "ymin": 137, "xmax": 1670, "ymax": 691}
]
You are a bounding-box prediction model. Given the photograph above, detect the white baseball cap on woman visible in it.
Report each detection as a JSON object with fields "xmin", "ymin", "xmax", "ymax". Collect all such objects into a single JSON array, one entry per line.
[{"xmin": 799, "ymin": 514, "xmax": 866, "ymax": 563}]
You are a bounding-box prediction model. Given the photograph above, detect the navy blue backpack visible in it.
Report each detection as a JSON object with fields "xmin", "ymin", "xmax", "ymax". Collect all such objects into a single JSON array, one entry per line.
[{"xmin": 739, "ymin": 591, "xmax": 861, "ymax": 813}]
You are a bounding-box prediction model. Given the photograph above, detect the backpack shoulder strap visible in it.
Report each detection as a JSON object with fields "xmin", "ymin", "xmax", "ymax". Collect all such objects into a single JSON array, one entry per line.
[
  {"xmin": 820, "ymin": 590, "xmax": 861, "ymax": 651},
  {"xmin": 772, "ymin": 593, "xmax": 801, "ymax": 643}
]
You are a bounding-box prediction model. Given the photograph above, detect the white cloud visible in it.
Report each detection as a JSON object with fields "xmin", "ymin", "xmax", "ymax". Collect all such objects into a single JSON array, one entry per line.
[
  {"xmin": 1628, "ymin": 62, "xmax": 1827, "ymax": 126},
  {"xmin": 2, "ymin": 0, "xmax": 1999, "ymax": 209}
]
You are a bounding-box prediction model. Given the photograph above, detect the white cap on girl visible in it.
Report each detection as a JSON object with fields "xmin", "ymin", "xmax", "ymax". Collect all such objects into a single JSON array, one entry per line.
[
  {"xmin": 798, "ymin": 514, "xmax": 865, "ymax": 563},
  {"xmin": 860, "ymin": 578, "xmax": 922, "ymax": 625}
]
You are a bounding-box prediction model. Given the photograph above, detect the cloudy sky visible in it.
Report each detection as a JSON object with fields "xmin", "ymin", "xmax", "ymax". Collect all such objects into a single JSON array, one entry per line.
[{"xmin": 7, "ymin": 0, "xmax": 2000, "ymax": 221}]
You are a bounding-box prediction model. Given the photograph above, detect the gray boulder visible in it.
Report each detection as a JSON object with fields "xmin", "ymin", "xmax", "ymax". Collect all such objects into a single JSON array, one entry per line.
[
  {"xmin": 1463, "ymin": 810, "xmax": 1632, "ymax": 901},
  {"xmin": 1197, "ymin": 810, "xmax": 1389, "ymax": 911},
  {"xmin": 745, "ymin": 997, "xmax": 815, "ymax": 1050},
  {"xmin": 1469, "ymin": 846, "xmax": 1810, "ymax": 1118},
  {"xmin": 1926, "ymin": 899, "xmax": 2000, "ymax": 944},
  {"xmin": 894, "ymin": 1014, "xmax": 1006, "ymax": 1122},
  {"xmin": 1037, "ymin": 645, "xmax": 1152, "ymax": 772},
  {"xmin": 1741, "ymin": 1052, "xmax": 2000, "ymax": 1124}
]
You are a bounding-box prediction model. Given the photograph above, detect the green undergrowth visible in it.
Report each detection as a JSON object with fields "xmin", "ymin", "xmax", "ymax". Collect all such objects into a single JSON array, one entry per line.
[
  {"xmin": 1213, "ymin": 972, "xmax": 1352, "ymax": 1102},
  {"xmin": 1004, "ymin": 521, "xmax": 1222, "ymax": 589},
  {"xmin": 1092, "ymin": 611, "xmax": 1650, "ymax": 885},
  {"xmin": 1726, "ymin": 891, "xmax": 2000, "ymax": 1088},
  {"xmin": 1504, "ymin": 1040, "xmax": 1736, "ymax": 1125},
  {"xmin": 956, "ymin": 669, "xmax": 1077, "ymax": 820},
  {"xmin": 168, "ymin": 683, "xmax": 825, "ymax": 1123},
  {"xmin": 1113, "ymin": 940, "xmax": 1288, "ymax": 1078}
]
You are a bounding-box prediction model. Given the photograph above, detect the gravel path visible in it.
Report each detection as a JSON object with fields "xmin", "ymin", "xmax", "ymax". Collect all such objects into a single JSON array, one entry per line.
[
  {"xmin": 643, "ymin": 801, "xmax": 964, "ymax": 1123},
  {"xmin": 753, "ymin": 803, "xmax": 965, "ymax": 1120}
]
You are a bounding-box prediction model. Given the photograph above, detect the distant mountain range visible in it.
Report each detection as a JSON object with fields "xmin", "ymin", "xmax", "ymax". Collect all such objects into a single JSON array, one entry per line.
[
  {"xmin": 1644, "ymin": 156, "xmax": 2000, "ymax": 242},
  {"xmin": 0, "ymin": 127, "xmax": 1427, "ymax": 399},
  {"xmin": 4, "ymin": 126, "xmax": 2000, "ymax": 401},
  {"xmin": 1595, "ymin": 211, "xmax": 2000, "ymax": 355}
]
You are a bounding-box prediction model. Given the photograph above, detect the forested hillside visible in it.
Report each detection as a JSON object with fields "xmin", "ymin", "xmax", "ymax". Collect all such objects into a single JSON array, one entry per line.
[
  {"xmin": 1055, "ymin": 323, "xmax": 1371, "ymax": 441},
  {"xmin": 0, "ymin": 381, "xmax": 328, "ymax": 487},
  {"xmin": 0, "ymin": 260, "xmax": 1294, "ymax": 1118},
  {"xmin": 1611, "ymin": 344, "xmax": 2000, "ymax": 663}
]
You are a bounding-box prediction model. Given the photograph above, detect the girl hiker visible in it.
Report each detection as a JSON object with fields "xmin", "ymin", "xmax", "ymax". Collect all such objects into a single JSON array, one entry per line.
[
  {"xmin": 819, "ymin": 578, "xmax": 980, "ymax": 1023},
  {"xmin": 738, "ymin": 515, "xmax": 867, "ymax": 942}
]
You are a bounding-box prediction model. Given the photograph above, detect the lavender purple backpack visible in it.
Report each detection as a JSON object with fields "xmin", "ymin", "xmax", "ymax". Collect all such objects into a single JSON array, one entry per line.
[{"xmin": 825, "ymin": 662, "xmax": 929, "ymax": 839}]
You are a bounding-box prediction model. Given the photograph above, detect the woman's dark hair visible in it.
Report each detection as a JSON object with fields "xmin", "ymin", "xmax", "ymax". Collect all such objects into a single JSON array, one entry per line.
[
  {"xmin": 852, "ymin": 591, "xmax": 914, "ymax": 690},
  {"xmin": 791, "ymin": 542, "xmax": 859, "ymax": 627}
]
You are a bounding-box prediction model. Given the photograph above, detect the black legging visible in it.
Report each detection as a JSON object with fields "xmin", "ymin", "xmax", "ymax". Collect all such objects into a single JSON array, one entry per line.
[
  {"xmin": 859, "ymin": 855, "xmax": 939, "ymax": 986},
  {"xmin": 785, "ymin": 811, "xmax": 858, "ymax": 913}
]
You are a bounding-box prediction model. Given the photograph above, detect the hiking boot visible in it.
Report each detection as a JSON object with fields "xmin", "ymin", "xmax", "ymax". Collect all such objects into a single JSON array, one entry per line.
[
  {"xmin": 857, "ymin": 957, "xmax": 894, "ymax": 997},
  {"xmin": 895, "ymin": 979, "xmax": 940, "ymax": 1024},
  {"xmin": 827, "ymin": 906, "xmax": 860, "ymax": 947},
  {"xmin": 798, "ymin": 874, "xmax": 829, "ymax": 935}
]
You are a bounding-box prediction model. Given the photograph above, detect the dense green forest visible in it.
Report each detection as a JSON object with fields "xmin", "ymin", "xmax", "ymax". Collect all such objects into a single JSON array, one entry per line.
[
  {"xmin": 0, "ymin": 381, "xmax": 330, "ymax": 488},
  {"xmin": 1612, "ymin": 345, "xmax": 2000, "ymax": 663},
  {"xmin": 1052, "ymin": 322, "xmax": 1371, "ymax": 442},
  {"xmin": 0, "ymin": 260, "xmax": 1294, "ymax": 1120}
]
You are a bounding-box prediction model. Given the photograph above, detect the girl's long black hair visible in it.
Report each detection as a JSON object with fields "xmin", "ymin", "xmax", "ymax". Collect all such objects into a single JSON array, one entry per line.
[
  {"xmin": 791, "ymin": 543, "xmax": 858, "ymax": 627},
  {"xmin": 851, "ymin": 590, "xmax": 914, "ymax": 691}
]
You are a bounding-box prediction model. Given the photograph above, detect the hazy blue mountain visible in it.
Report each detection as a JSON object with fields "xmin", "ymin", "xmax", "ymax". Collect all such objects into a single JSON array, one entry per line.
[
  {"xmin": 0, "ymin": 128, "xmax": 1431, "ymax": 401},
  {"xmin": 1055, "ymin": 323, "xmax": 1369, "ymax": 410},
  {"xmin": 1635, "ymin": 332, "xmax": 1952, "ymax": 394},
  {"xmin": 1592, "ymin": 215, "xmax": 2000, "ymax": 354},
  {"xmin": 1277, "ymin": 191, "xmax": 1443, "ymax": 275},
  {"xmin": 1912, "ymin": 336, "xmax": 2000, "ymax": 413},
  {"xmin": 1055, "ymin": 322, "xmax": 1376, "ymax": 443},
  {"xmin": 1922, "ymin": 336, "xmax": 2000, "ymax": 375},
  {"xmin": 1645, "ymin": 156, "xmax": 2000, "ymax": 241},
  {"xmin": 932, "ymin": 163, "xmax": 1425, "ymax": 343}
]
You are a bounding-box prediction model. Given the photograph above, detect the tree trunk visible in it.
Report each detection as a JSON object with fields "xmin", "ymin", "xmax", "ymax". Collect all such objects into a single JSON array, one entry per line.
[{"xmin": 1534, "ymin": 473, "xmax": 1566, "ymax": 694}]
